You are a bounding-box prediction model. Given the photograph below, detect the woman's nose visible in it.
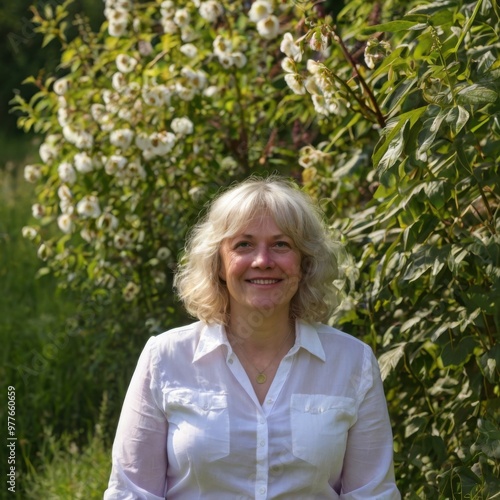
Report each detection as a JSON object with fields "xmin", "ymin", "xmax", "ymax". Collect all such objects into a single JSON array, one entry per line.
[{"xmin": 252, "ymin": 246, "xmax": 274, "ymax": 268}]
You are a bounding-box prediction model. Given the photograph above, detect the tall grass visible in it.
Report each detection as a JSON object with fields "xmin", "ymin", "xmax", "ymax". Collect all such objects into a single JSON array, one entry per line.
[{"xmin": 0, "ymin": 136, "xmax": 112, "ymax": 498}]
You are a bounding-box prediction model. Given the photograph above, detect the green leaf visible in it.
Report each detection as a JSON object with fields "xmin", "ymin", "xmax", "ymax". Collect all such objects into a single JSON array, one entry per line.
[
  {"xmin": 440, "ymin": 337, "xmax": 477, "ymax": 367},
  {"xmin": 376, "ymin": 120, "xmax": 408, "ymax": 181},
  {"xmin": 423, "ymin": 180, "xmax": 449, "ymax": 210},
  {"xmin": 446, "ymin": 105, "xmax": 470, "ymax": 136},
  {"xmin": 406, "ymin": 1, "xmax": 456, "ymax": 16},
  {"xmin": 362, "ymin": 20, "xmax": 423, "ymax": 34},
  {"xmin": 479, "ymin": 345, "xmax": 500, "ymax": 384},
  {"xmin": 378, "ymin": 344, "xmax": 406, "ymax": 381},
  {"xmin": 457, "ymin": 84, "xmax": 498, "ymax": 105}
]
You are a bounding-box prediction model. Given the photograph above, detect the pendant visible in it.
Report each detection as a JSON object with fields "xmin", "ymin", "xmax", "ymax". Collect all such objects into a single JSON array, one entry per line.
[{"xmin": 256, "ymin": 373, "xmax": 267, "ymax": 384}]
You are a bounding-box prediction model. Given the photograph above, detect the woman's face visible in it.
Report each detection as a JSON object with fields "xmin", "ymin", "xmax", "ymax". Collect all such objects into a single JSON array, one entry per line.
[{"xmin": 219, "ymin": 215, "xmax": 302, "ymax": 320}]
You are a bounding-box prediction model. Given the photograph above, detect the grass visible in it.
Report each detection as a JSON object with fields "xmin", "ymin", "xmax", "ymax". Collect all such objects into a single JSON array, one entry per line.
[{"xmin": 0, "ymin": 135, "xmax": 112, "ymax": 498}]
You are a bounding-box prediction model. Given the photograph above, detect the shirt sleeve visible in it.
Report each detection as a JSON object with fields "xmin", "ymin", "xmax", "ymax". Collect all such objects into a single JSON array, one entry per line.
[
  {"xmin": 104, "ymin": 337, "xmax": 168, "ymax": 499},
  {"xmin": 340, "ymin": 347, "xmax": 401, "ymax": 499}
]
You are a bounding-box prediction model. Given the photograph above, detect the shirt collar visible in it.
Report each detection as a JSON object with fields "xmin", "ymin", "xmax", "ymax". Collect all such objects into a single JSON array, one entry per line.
[
  {"xmin": 294, "ymin": 320, "xmax": 326, "ymax": 362},
  {"xmin": 193, "ymin": 323, "xmax": 230, "ymax": 362},
  {"xmin": 193, "ymin": 320, "xmax": 326, "ymax": 363}
]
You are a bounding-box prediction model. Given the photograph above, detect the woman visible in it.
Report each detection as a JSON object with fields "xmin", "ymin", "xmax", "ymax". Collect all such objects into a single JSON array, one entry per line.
[{"xmin": 104, "ymin": 176, "xmax": 400, "ymax": 499}]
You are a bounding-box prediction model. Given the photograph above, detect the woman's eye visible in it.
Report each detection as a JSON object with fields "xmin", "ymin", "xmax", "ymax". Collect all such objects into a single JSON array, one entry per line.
[
  {"xmin": 275, "ymin": 241, "xmax": 291, "ymax": 248},
  {"xmin": 234, "ymin": 241, "xmax": 251, "ymax": 249}
]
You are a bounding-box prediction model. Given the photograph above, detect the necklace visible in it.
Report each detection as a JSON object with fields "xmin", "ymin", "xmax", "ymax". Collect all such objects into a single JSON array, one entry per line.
[{"xmin": 230, "ymin": 328, "xmax": 294, "ymax": 384}]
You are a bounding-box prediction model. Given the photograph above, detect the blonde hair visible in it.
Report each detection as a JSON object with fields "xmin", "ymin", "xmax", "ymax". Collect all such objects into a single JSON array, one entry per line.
[{"xmin": 174, "ymin": 176, "xmax": 340, "ymax": 324}]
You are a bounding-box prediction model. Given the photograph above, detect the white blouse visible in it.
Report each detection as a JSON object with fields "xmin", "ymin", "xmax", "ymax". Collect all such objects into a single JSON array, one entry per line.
[{"xmin": 104, "ymin": 320, "xmax": 400, "ymax": 499}]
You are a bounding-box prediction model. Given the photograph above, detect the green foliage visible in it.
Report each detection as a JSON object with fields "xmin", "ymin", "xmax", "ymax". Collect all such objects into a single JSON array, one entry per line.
[
  {"xmin": 23, "ymin": 396, "xmax": 111, "ymax": 499},
  {"xmin": 287, "ymin": 0, "xmax": 500, "ymax": 496},
  {"xmin": 11, "ymin": 0, "xmax": 500, "ymax": 496}
]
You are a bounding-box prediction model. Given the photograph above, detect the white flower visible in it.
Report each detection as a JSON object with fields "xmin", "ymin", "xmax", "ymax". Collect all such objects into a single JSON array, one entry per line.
[
  {"xmin": 91, "ymin": 103, "xmax": 106, "ymax": 122},
  {"xmin": 284, "ymin": 73, "xmax": 306, "ymax": 95},
  {"xmin": 57, "ymin": 107, "xmax": 70, "ymax": 127},
  {"xmin": 74, "ymin": 152, "xmax": 94, "ymax": 173},
  {"xmin": 105, "ymin": 0, "xmax": 132, "ymax": 12},
  {"xmin": 22, "ymin": 226, "xmax": 38, "ymax": 240},
  {"xmin": 217, "ymin": 52, "xmax": 233, "ymax": 68},
  {"xmin": 75, "ymin": 131, "xmax": 94, "ymax": 150},
  {"xmin": 127, "ymin": 160, "xmax": 146, "ymax": 180},
  {"xmin": 142, "ymin": 85, "xmax": 170, "ymax": 107},
  {"xmin": 280, "ymin": 33, "xmax": 302, "ymax": 62},
  {"xmin": 171, "ymin": 117, "xmax": 194, "ymax": 135},
  {"xmin": 59, "ymin": 198, "xmax": 74, "ymax": 215},
  {"xmin": 281, "ymin": 56, "xmax": 295, "ymax": 73},
  {"xmin": 57, "ymin": 184, "xmax": 73, "ymax": 201},
  {"xmin": 181, "ymin": 67, "xmax": 207, "ymax": 90},
  {"xmin": 232, "ymin": 52, "xmax": 247, "ymax": 68},
  {"xmin": 77, "ymin": 195, "xmax": 101, "ymax": 218},
  {"xmin": 123, "ymin": 281, "xmax": 140, "ymax": 301},
  {"xmin": 63, "ymin": 126, "xmax": 93, "ymax": 149},
  {"xmin": 161, "ymin": 19, "xmax": 178, "ymax": 34},
  {"xmin": 175, "ymin": 83, "xmax": 196, "ymax": 101},
  {"xmin": 105, "ymin": 155, "xmax": 128, "ymax": 175},
  {"xmin": 157, "ymin": 247, "xmax": 171, "ymax": 260},
  {"xmin": 32, "ymin": 204, "xmax": 45, "ymax": 219},
  {"xmin": 24, "ymin": 164, "xmax": 42, "ymax": 183},
  {"xmin": 181, "ymin": 26, "xmax": 197, "ymax": 42},
  {"xmin": 180, "ymin": 43, "xmax": 198, "ymax": 58},
  {"xmin": 249, "ymin": 0, "xmax": 273, "ymax": 22},
  {"xmin": 80, "ymin": 228, "xmax": 95, "ymax": 243},
  {"xmin": 38, "ymin": 142, "xmax": 59, "ymax": 163},
  {"xmin": 304, "ymin": 75, "xmax": 321, "ymax": 95},
  {"xmin": 364, "ymin": 38, "xmax": 392, "ymax": 69},
  {"xmin": 110, "ymin": 128, "xmax": 134, "ymax": 149},
  {"xmin": 53, "ymin": 78, "xmax": 70, "ymax": 96},
  {"xmin": 309, "ymin": 31, "xmax": 329, "ymax": 52},
  {"xmin": 112, "ymin": 71, "xmax": 127, "ymax": 92},
  {"xmin": 256, "ymin": 15, "xmax": 280, "ymax": 40},
  {"xmin": 116, "ymin": 54, "xmax": 138, "ymax": 73},
  {"xmin": 204, "ymin": 85, "xmax": 218, "ymax": 97},
  {"xmin": 113, "ymin": 230, "xmax": 130, "ymax": 249},
  {"xmin": 108, "ymin": 17, "xmax": 128, "ymax": 37},
  {"xmin": 150, "ymin": 131, "xmax": 176, "ymax": 156},
  {"xmin": 58, "ymin": 162, "xmax": 77, "ymax": 184},
  {"xmin": 160, "ymin": 1, "xmax": 175, "ymax": 18},
  {"xmin": 37, "ymin": 243, "xmax": 51, "ymax": 261},
  {"xmin": 307, "ymin": 59, "xmax": 322, "ymax": 74},
  {"xmin": 213, "ymin": 35, "xmax": 232, "ymax": 56},
  {"xmin": 174, "ymin": 8, "xmax": 190, "ymax": 27},
  {"xmin": 96, "ymin": 212, "xmax": 119, "ymax": 231},
  {"xmin": 57, "ymin": 214, "xmax": 74, "ymax": 234},
  {"xmin": 199, "ymin": 1, "xmax": 223, "ymax": 22},
  {"xmin": 135, "ymin": 132, "xmax": 153, "ymax": 151}
]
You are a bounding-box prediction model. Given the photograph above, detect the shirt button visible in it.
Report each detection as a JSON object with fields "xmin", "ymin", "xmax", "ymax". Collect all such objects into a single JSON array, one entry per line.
[
  {"xmin": 266, "ymin": 398, "xmax": 273, "ymax": 404},
  {"xmin": 228, "ymin": 358, "xmax": 234, "ymax": 364},
  {"xmin": 259, "ymin": 486, "xmax": 266, "ymax": 494},
  {"xmin": 259, "ymin": 440, "xmax": 265, "ymax": 447}
]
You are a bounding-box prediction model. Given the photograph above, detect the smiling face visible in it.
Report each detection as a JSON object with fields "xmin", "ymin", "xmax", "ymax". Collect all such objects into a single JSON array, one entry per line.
[{"xmin": 219, "ymin": 214, "xmax": 302, "ymax": 321}]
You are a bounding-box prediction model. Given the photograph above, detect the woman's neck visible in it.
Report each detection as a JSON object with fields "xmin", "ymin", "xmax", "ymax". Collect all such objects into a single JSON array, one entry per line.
[{"xmin": 227, "ymin": 312, "xmax": 295, "ymax": 351}]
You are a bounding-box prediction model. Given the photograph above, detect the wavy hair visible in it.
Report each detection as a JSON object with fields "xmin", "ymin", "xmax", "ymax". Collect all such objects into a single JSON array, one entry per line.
[{"xmin": 174, "ymin": 176, "xmax": 340, "ymax": 324}]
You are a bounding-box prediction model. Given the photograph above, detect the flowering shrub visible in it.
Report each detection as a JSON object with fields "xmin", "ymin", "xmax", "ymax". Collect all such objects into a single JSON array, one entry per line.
[{"xmin": 15, "ymin": 0, "xmax": 315, "ymax": 321}]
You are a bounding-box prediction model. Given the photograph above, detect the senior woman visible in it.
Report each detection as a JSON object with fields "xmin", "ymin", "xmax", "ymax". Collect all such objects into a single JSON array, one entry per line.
[{"xmin": 104, "ymin": 176, "xmax": 400, "ymax": 499}]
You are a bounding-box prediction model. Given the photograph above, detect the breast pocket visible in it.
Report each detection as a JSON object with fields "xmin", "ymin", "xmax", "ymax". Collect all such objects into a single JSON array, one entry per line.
[
  {"xmin": 290, "ymin": 394, "xmax": 356, "ymax": 469},
  {"xmin": 163, "ymin": 388, "xmax": 230, "ymax": 462}
]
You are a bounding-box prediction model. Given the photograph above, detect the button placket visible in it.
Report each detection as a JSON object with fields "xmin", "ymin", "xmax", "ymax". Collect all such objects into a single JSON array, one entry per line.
[{"xmin": 255, "ymin": 408, "xmax": 269, "ymax": 499}]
